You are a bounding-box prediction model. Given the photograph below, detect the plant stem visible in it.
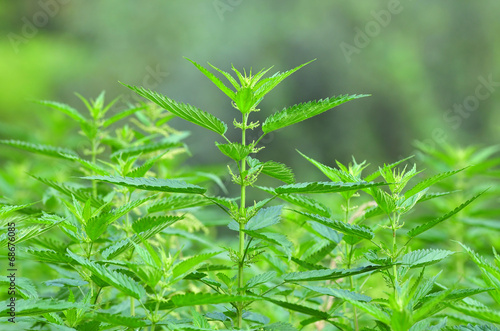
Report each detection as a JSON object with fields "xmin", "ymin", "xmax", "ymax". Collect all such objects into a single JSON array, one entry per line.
[
  {"xmin": 345, "ymin": 198, "xmax": 358, "ymax": 331},
  {"xmin": 236, "ymin": 113, "xmax": 249, "ymax": 329},
  {"xmin": 91, "ymin": 137, "xmax": 98, "ymax": 198}
]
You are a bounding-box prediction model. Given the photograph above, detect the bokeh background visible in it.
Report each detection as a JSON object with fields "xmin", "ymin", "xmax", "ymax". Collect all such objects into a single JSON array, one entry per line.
[{"xmin": 1, "ymin": 0, "xmax": 499, "ymax": 179}]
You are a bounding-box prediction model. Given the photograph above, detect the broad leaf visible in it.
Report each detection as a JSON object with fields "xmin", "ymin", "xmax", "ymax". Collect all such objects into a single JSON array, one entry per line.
[
  {"xmin": 123, "ymin": 84, "xmax": 228, "ymax": 135},
  {"xmin": 246, "ymin": 205, "xmax": 283, "ymax": 231},
  {"xmin": 84, "ymin": 175, "xmax": 206, "ymax": 194},
  {"xmin": 262, "ymin": 94, "xmax": 368, "ymax": 133}
]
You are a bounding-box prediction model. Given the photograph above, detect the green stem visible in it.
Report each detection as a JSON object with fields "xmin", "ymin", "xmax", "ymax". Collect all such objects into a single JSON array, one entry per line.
[
  {"xmin": 236, "ymin": 113, "xmax": 249, "ymax": 329},
  {"xmin": 345, "ymin": 199, "xmax": 358, "ymax": 331},
  {"xmin": 390, "ymin": 213, "xmax": 398, "ymax": 287},
  {"xmin": 91, "ymin": 137, "xmax": 98, "ymax": 198}
]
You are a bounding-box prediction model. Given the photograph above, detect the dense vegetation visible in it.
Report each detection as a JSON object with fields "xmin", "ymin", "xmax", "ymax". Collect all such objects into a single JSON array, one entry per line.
[{"xmin": 0, "ymin": 60, "xmax": 499, "ymax": 330}]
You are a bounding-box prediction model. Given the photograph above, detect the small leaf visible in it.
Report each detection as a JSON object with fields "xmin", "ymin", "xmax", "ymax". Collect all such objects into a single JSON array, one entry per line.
[
  {"xmin": 216, "ymin": 142, "xmax": 254, "ymax": 161},
  {"xmin": 262, "ymin": 94, "xmax": 368, "ymax": 133},
  {"xmin": 185, "ymin": 58, "xmax": 236, "ymax": 101},
  {"xmin": 84, "ymin": 175, "xmax": 206, "ymax": 194},
  {"xmin": 102, "ymin": 105, "xmax": 144, "ymax": 127},
  {"xmin": 248, "ymin": 157, "xmax": 295, "ymax": 184},
  {"xmin": 172, "ymin": 251, "xmax": 222, "ymax": 279},
  {"xmin": 245, "ymin": 271, "xmax": 277, "ymax": 289},
  {"xmin": 123, "ymin": 84, "xmax": 228, "ymax": 135}
]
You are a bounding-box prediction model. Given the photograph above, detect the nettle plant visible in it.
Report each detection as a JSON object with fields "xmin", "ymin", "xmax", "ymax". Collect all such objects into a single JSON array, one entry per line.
[{"xmin": 0, "ymin": 59, "xmax": 498, "ymax": 330}]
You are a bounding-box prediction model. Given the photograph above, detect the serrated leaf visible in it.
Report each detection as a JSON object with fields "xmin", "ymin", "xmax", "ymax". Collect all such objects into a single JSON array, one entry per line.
[
  {"xmin": 275, "ymin": 181, "xmax": 385, "ymax": 194},
  {"xmin": 245, "ymin": 271, "xmax": 277, "ymax": 289},
  {"xmin": 132, "ymin": 215, "xmax": 183, "ymax": 234},
  {"xmin": 423, "ymin": 287, "xmax": 494, "ymax": 303},
  {"xmin": 111, "ymin": 139, "xmax": 183, "ymax": 159},
  {"xmin": 262, "ymin": 94, "xmax": 368, "ymax": 133},
  {"xmin": 243, "ymin": 230, "xmax": 293, "ymax": 258},
  {"xmin": 0, "ymin": 140, "xmax": 78, "ymax": 159},
  {"xmin": 0, "ymin": 299, "xmax": 89, "ymax": 317},
  {"xmin": 284, "ymin": 265, "xmax": 385, "ymax": 282},
  {"xmin": 148, "ymin": 195, "xmax": 211, "ymax": 213},
  {"xmin": 67, "ymin": 250, "xmax": 145, "ymax": 299},
  {"xmin": 35, "ymin": 100, "xmax": 87, "ymax": 122},
  {"xmin": 308, "ymin": 221, "xmax": 343, "ymax": 243},
  {"xmin": 172, "ymin": 252, "xmax": 222, "ymax": 279},
  {"xmin": 303, "ymin": 241, "xmax": 338, "ymax": 264},
  {"xmin": 93, "ymin": 313, "xmax": 149, "ymax": 328},
  {"xmin": 84, "ymin": 175, "xmax": 206, "ymax": 194},
  {"xmin": 297, "ymin": 150, "xmax": 355, "ymax": 182},
  {"xmin": 123, "ymin": 84, "xmax": 227, "ymax": 135},
  {"xmin": 408, "ymin": 191, "xmax": 485, "ymax": 237},
  {"xmin": 290, "ymin": 256, "xmax": 327, "ymax": 270},
  {"xmin": 185, "ymin": 58, "xmax": 236, "ymax": 101},
  {"xmin": 263, "ymin": 298, "xmax": 329, "ymax": 319},
  {"xmin": 216, "ymin": 142, "xmax": 254, "ymax": 161},
  {"xmin": 295, "ymin": 211, "xmax": 373, "ymax": 240},
  {"xmin": 23, "ymin": 247, "xmax": 74, "ymax": 264},
  {"xmin": 278, "ymin": 193, "xmax": 331, "ymax": 217},
  {"xmin": 404, "ymin": 168, "xmax": 466, "ymax": 199},
  {"xmin": 246, "ymin": 205, "xmax": 283, "ymax": 231},
  {"xmin": 170, "ymin": 293, "xmax": 257, "ymax": 307},
  {"xmin": 365, "ymin": 156, "xmax": 414, "ymax": 182},
  {"xmin": 302, "ymin": 285, "xmax": 372, "ymax": 302},
  {"xmin": 248, "ymin": 157, "xmax": 295, "ymax": 184},
  {"xmin": 448, "ymin": 302, "xmax": 500, "ymax": 324},
  {"xmin": 102, "ymin": 105, "xmax": 144, "ymax": 127},
  {"xmin": 254, "ymin": 60, "xmax": 314, "ymax": 101},
  {"xmin": 401, "ymin": 249, "xmax": 455, "ymax": 268}
]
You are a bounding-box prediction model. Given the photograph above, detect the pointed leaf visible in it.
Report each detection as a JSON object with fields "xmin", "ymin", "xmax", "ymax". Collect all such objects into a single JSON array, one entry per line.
[
  {"xmin": 302, "ymin": 285, "xmax": 371, "ymax": 302},
  {"xmin": 0, "ymin": 140, "xmax": 78, "ymax": 159},
  {"xmin": 170, "ymin": 293, "xmax": 258, "ymax": 307},
  {"xmin": 84, "ymin": 175, "xmax": 206, "ymax": 194},
  {"xmin": 246, "ymin": 205, "xmax": 283, "ymax": 231},
  {"xmin": 216, "ymin": 142, "xmax": 254, "ymax": 161},
  {"xmin": 284, "ymin": 265, "xmax": 386, "ymax": 282},
  {"xmin": 102, "ymin": 106, "xmax": 144, "ymax": 127},
  {"xmin": 408, "ymin": 191, "xmax": 485, "ymax": 237},
  {"xmin": 263, "ymin": 298, "xmax": 329, "ymax": 319},
  {"xmin": 262, "ymin": 94, "xmax": 368, "ymax": 133},
  {"xmin": 148, "ymin": 195, "xmax": 211, "ymax": 213},
  {"xmin": 275, "ymin": 181, "xmax": 386, "ymax": 194},
  {"xmin": 248, "ymin": 157, "xmax": 295, "ymax": 184},
  {"xmin": 400, "ymin": 249, "xmax": 455, "ymax": 268},
  {"xmin": 111, "ymin": 139, "xmax": 183, "ymax": 159},
  {"xmin": 186, "ymin": 58, "xmax": 236, "ymax": 101},
  {"xmin": 123, "ymin": 84, "xmax": 227, "ymax": 135},
  {"xmin": 35, "ymin": 100, "xmax": 86, "ymax": 122},
  {"xmin": 404, "ymin": 168, "xmax": 466, "ymax": 199},
  {"xmin": 172, "ymin": 251, "xmax": 222, "ymax": 279},
  {"xmin": 295, "ymin": 211, "xmax": 373, "ymax": 240}
]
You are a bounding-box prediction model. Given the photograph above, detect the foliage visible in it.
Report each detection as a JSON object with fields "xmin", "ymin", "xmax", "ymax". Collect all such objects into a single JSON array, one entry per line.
[{"xmin": 0, "ymin": 60, "xmax": 498, "ymax": 330}]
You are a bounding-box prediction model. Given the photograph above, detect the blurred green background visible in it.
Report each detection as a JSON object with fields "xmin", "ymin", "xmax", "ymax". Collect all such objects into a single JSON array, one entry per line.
[{"xmin": 1, "ymin": 0, "xmax": 499, "ymax": 178}]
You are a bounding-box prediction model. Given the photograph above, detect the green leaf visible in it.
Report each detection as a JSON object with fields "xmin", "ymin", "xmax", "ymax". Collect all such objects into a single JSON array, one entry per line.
[
  {"xmin": 254, "ymin": 60, "xmax": 315, "ymax": 100},
  {"xmin": 297, "ymin": 150, "xmax": 354, "ymax": 182},
  {"xmin": 275, "ymin": 181, "xmax": 386, "ymax": 194},
  {"xmin": 123, "ymin": 84, "xmax": 228, "ymax": 135},
  {"xmin": 148, "ymin": 195, "xmax": 211, "ymax": 213},
  {"xmin": 290, "ymin": 256, "xmax": 327, "ymax": 270},
  {"xmin": 0, "ymin": 140, "xmax": 78, "ymax": 159},
  {"xmin": 170, "ymin": 293, "xmax": 257, "ymax": 307},
  {"xmin": 263, "ymin": 298, "xmax": 329, "ymax": 319},
  {"xmin": 365, "ymin": 156, "xmax": 414, "ymax": 182},
  {"xmin": 216, "ymin": 142, "xmax": 254, "ymax": 161},
  {"xmin": 423, "ymin": 287, "xmax": 494, "ymax": 303},
  {"xmin": 243, "ymin": 230, "xmax": 293, "ymax": 258},
  {"xmin": 93, "ymin": 313, "xmax": 149, "ymax": 328},
  {"xmin": 67, "ymin": 250, "xmax": 146, "ymax": 299},
  {"xmin": 111, "ymin": 139, "xmax": 183, "ymax": 159},
  {"xmin": 302, "ymin": 285, "xmax": 371, "ymax": 302},
  {"xmin": 248, "ymin": 157, "xmax": 295, "ymax": 184},
  {"xmin": 284, "ymin": 265, "xmax": 386, "ymax": 282},
  {"xmin": 448, "ymin": 302, "xmax": 500, "ymax": 324},
  {"xmin": 303, "ymin": 241, "xmax": 338, "ymax": 264},
  {"xmin": 408, "ymin": 191, "xmax": 485, "ymax": 237},
  {"xmin": 400, "ymin": 249, "xmax": 455, "ymax": 268},
  {"xmin": 23, "ymin": 247, "xmax": 74, "ymax": 264},
  {"xmin": 404, "ymin": 168, "xmax": 466, "ymax": 199},
  {"xmin": 245, "ymin": 271, "xmax": 277, "ymax": 289},
  {"xmin": 84, "ymin": 175, "xmax": 206, "ymax": 194},
  {"xmin": 246, "ymin": 205, "xmax": 283, "ymax": 231},
  {"xmin": 172, "ymin": 251, "xmax": 222, "ymax": 279},
  {"xmin": 294, "ymin": 211, "xmax": 374, "ymax": 240},
  {"xmin": 262, "ymin": 94, "xmax": 368, "ymax": 133},
  {"xmin": 277, "ymin": 193, "xmax": 331, "ymax": 217},
  {"xmin": 35, "ymin": 100, "xmax": 87, "ymax": 122},
  {"xmin": 102, "ymin": 106, "xmax": 144, "ymax": 127},
  {"xmin": 185, "ymin": 58, "xmax": 236, "ymax": 101},
  {"xmin": 0, "ymin": 299, "xmax": 89, "ymax": 317}
]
